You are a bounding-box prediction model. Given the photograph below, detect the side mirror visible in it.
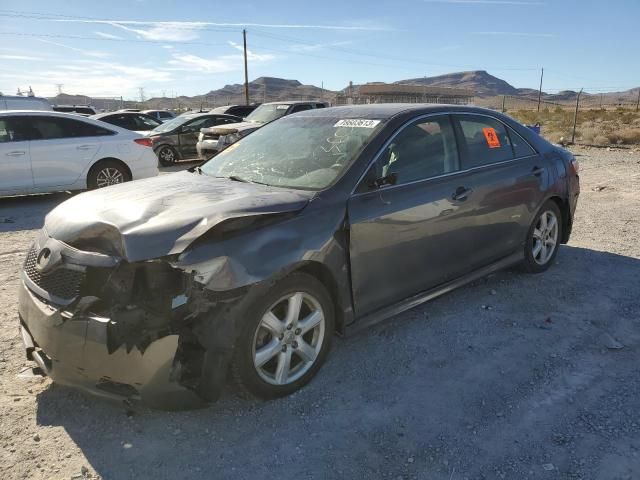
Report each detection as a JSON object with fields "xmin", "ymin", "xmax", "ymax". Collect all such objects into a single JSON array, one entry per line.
[{"xmin": 368, "ymin": 173, "xmax": 397, "ymax": 190}]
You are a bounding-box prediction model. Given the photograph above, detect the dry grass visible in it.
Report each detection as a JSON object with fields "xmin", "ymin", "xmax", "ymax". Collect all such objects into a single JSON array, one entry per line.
[{"xmin": 507, "ymin": 108, "xmax": 640, "ymax": 145}]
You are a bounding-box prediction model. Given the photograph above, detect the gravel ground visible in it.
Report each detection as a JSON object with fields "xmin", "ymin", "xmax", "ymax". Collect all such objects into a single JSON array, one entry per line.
[{"xmin": 1, "ymin": 148, "xmax": 639, "ymax": 480}]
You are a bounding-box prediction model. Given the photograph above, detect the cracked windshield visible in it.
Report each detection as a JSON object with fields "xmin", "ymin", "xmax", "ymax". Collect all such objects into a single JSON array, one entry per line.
[{"xmin": 201, "ymin": 115, "xmax": 384, "ymax": 189}]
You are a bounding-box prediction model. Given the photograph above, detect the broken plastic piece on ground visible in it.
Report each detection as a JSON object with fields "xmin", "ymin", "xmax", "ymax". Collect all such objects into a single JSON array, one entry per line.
[{"xmin": 601, "ymin": 332, "xmax": 624, "ymax": 350}]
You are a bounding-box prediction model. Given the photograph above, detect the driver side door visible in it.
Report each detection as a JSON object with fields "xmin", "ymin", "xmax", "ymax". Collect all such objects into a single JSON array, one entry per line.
[{"xmin": 347, "ymin": 114, "xmax": 479, "ymax": 315}]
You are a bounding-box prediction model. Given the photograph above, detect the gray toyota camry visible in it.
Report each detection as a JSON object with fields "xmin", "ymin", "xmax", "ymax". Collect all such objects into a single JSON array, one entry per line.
[{"xmin": 18, "ymin": 104, "xmax": 580, "ymax": 409}]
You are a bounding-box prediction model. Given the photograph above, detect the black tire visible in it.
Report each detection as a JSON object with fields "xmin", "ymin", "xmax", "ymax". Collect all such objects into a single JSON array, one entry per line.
[
  {"xmin": 522, "ymin": 200, "xmax": 562, "ymax": 273},
  {"xmin": 156, "ymin": 145, "xmax": 178, "ymax": 166},
  {"xmin": 231, "ymin": 273, "xmax": 334, "ymax": 399},
  {"xmin": 87, "ymin": 160, "xmax": 131, "ymax": 190}
]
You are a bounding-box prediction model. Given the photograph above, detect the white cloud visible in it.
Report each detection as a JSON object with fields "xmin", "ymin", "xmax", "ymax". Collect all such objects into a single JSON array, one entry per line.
[
  {"xmin": 34, "ymin": 39, "xmax": 111, "ymax": 58},
  {"xmin": 168, "ymin": 44, "xmax": 275, "ymax": 74},
  {"xmin": 0, "ymin": 60, "xmax": 173, "ymax": 97},
  {"xmin": 53, "ymin": 19, "xmax": 387, "ymax": 39},
  {"xmin": 288, "ymin": 41, "xmax": 353, "ymax": 52},
  {"xmin": 106, "ymin": 21, "xmax": 206, "ymax": 42},
  {"xmin": 167, "ymin": 54, "xmax": 238, "ymax": 74},
  {"xmin": 95, "ymin": 31, "xmax": 123, "ymax": 40},
  {"xmin": 0, "ymin": 54, "xmax": 41, "ymax": 61},
  {"xmin": 227, "ymin": 41, "xmax": 274, "ymax": 61},
  {"xmin": 472, "ymin": 31, "xmax": 556, "ymax": 37}
]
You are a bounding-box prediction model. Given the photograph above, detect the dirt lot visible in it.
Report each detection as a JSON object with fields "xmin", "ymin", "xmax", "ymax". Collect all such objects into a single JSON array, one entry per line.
[{"xmin": 1, "ymin": 148, "xmax": 639, "ymax": 480}]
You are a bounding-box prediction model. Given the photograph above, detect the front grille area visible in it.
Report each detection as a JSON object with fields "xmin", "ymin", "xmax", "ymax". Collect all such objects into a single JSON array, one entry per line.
[{"xmin": 23, "ymin": 246, "xmax": 85, "ymax": 302}]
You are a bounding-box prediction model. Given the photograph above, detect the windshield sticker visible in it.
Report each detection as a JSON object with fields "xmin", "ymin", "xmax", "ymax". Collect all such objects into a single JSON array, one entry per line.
[
  {"xmin": 483, "ymin": 127, "xmax": 501, "ymax": 148},
  {"xmin": 333, "ymin": 119, "xmax": 381, "ymax": 129},
  {"xmin": 276, "ymin": 105, "xmax": 289, "ymax": 110}
]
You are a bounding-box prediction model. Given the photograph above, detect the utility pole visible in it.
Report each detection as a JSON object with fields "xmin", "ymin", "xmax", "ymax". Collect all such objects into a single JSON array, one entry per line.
[
  {"xmin": 571, "ymin": 88, "xmax": 583, "ymax": 144},
  {"xmin": 537, "ymin": 67, "xmax": 544, "ymax": 112},
  {"xmin": 243, "ymin": 29, "xmax": 249, "ymax": 106},
  {"xmin": 55, "ymin": 84, "xmax": 63, "ymax": 95},
  {"xmin": 138, "ymin": 87, "xmax": 145, "ymax": 103},
  {"xmin": 636, "ymin": 89, "xmax": 640, "ymax": 112}
]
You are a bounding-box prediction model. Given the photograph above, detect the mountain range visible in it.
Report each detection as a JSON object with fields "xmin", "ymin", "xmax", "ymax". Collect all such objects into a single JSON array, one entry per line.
[{"xmin": 48, "ymin": 71, "xmax": 639, "ymax": 110}]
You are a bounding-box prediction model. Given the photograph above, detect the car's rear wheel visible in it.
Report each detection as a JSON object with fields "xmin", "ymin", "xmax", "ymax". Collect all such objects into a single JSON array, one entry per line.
[
  {"xmin": 87, "ymin": 160, "xmax": 130, "ymax": 190},
  {"xmin": 231, "ymin": 273, "xmax": 334, "ymax": 399},
  {"xmin": 522, "ymin": 200, "xmax": 562, "ymax": 273},
  {"xmin": 157, "ymin": 145, "xmax": 178, "ymax": 166}
]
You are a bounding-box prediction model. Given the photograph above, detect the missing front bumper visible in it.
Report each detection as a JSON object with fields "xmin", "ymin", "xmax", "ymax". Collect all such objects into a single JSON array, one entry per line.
[{"xmin": 18, "ymin": 281, "xmax": 207, "ymax": 410}]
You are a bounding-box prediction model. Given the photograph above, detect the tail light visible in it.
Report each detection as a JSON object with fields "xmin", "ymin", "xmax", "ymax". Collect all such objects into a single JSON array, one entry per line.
[
  {"xmin": 570, "ymin": 157, "xmax": 579, "ymax": 174},
  {"xmin": 134, "ymin": 138, "xmax": 153, "ymax": 148}
]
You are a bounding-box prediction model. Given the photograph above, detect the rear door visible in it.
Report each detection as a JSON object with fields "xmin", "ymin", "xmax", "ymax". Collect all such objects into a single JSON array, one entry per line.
[
  {"xmin": 28, "ymin": 116, "xmax": 109, "ymax": 187},
  {"xmin": 0, "ymin": 116, "xmax": 33, "ymax": 193},
  {"xmin": 451, "ymin": 114, "xmax": 547, "ymax": 269},
  {"xmin": 347, "ymin": 115, "xmax": 479, "ymax": 315}
]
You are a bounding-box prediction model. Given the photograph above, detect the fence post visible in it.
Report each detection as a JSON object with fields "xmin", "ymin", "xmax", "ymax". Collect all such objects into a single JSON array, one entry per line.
[
  {"xmin": 571, "ymin": 88, "xmax": 583, "ymax": 144},
  {"xmin": 636, "ymin": 89, "xmax": 640, "ymax": 112},
  {"xmin": 502, "ymin": 95, "xmax": 506, "ymax": 113}
]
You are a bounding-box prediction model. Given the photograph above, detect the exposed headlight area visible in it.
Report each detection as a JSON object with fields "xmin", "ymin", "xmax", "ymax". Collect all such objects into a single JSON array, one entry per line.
[{"xmin": 18, "ymin": 230, "xmax": 222, "ymax": 408}]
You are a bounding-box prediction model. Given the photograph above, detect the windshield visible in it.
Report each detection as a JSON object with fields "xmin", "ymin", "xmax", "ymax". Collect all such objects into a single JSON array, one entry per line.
[
  {"xmin": 245, "ymin": 104, "xmax": 289, "ymax": 124},
  {"xmin": 200, "ymin": 115, "xmax": 384, "ymax": 190},
  {"xmin": 152, "ymin": 116, "xmax": 187, "ymax": 133}
]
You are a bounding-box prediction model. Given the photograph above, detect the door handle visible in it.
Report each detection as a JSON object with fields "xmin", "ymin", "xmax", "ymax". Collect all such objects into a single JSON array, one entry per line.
[
  {"xmin": 76, "ymin": 145, "xmax": 93, "ymax": 151},
  {"xmin": 452, "ymin": 186, "xmax": 473, "ymax": 201},
  {"xmin": 6, "ymin": 150, "xmax": 26, "ymax": 156},
  {"xmin": 532, "ymin": 166, "xmax": 545, "ymax": 177}
]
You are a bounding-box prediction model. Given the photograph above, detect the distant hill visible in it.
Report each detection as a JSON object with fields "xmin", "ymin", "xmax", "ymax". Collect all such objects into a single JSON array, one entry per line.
[
  {"xmin": 397, "ymin": 70, "xmax": 520, "ymax": 97},
  {"xmin": 144, "ymin": 77, "xmax": 333, "ymax": 110}
]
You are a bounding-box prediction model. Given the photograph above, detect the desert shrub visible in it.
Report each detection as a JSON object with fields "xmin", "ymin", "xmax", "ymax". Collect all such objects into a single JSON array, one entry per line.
[{"xmin": 617, "ymin": 128, "xmax": 640, "ymax": 144}]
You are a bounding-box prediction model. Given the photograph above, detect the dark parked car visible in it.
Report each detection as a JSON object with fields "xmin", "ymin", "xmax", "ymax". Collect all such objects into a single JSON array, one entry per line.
[
  {"xmin": 209, "ymin": 104, "xmax": 260, "ymax": 118},
  {"xmin": 52, "ymin": 105, "xmax": 97, "ymax": 116},
  {"xmin": 196, "ymin": 100, "xmax": 328, "ymax": 160},
  {"xmin": 18, "ymin": 104, "xmax": 579, "ymax": 409},
  {"xmin": 142, "ymin": 110, "xmax": 176, "ymax": 123},
  {"xmin": 147, "ymin": 112, "xmax": 242, "ymax": 165},
  {"xmin": 90, "ymin": 111, "xmax": 161, "ymax": 134}
]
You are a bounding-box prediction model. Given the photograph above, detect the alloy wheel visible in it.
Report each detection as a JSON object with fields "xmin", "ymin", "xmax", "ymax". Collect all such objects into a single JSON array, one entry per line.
[
  {"xmin": 252, "ymin": 292, "xmax": 326, "ymax": 386},
  {"xmin": 159, "ymin": 147, "xmax": 175, "ymax": 163},
  {"xmin": 95, "ymin": 167, "xmax": 125, "ymax": 188},
  {"xmin": 532, "ymin": 210, "xmax": 559, "ymax": 265}
]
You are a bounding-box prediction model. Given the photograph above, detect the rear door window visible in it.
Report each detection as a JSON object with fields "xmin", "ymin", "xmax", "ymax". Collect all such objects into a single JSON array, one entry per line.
[
  {"xmin": 508, "ymin": 128, "xmax": 537, "ymax": 157},
  {"xmin": 290, "ymin": 104, "xmax": 313, "ymax": 114},
  {"xmin": 29, "ymin": 116, "xmax": 114, "ymax": 139},
  {"xmin": 455, "ymin": 115, "xmax": 514, "ymax": 168}
]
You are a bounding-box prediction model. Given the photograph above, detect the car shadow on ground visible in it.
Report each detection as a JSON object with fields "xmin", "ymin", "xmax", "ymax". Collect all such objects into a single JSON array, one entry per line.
[
  {"xmin": 31, "ymin": 245, "xmax": 640, "ymax": 479},
  {"xmin": 0, "ymin": 192, "xmax": 75, "ymax": 234}
]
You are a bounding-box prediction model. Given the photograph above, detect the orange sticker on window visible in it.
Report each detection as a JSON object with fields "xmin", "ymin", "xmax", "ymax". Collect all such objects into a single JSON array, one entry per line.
[{"xmin": 483, "ymin": 127, "xmax": 501, "ymax": 148}]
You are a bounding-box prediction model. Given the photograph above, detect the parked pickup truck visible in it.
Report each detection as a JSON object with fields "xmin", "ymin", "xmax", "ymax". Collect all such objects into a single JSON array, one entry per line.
[{"xmin": 196, "ymin": 100, "xmax": 328, "ymax": 160}]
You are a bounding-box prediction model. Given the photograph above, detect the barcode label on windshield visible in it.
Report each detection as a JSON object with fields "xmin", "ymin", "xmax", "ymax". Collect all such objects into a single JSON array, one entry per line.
[{"xmin": 334, "ymin": 119, "xmax": 381, "ymax": 128}]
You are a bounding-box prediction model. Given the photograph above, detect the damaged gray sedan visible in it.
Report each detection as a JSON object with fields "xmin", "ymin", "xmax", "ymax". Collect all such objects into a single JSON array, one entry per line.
[{"xmin": 18, "ymin": 104, "xmax": 580, "ymax": 409}]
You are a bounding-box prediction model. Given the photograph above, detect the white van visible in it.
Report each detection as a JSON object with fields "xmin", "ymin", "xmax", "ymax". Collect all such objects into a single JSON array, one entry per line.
[{"xmin": 0, "ymin": 95, "xmax": 52, "ymax": 111}]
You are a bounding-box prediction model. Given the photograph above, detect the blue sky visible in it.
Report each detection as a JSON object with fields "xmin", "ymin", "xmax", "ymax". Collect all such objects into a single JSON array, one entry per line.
[{"xmin": 0, "ymin": 0, "xmax": 638, "ymax": 99}]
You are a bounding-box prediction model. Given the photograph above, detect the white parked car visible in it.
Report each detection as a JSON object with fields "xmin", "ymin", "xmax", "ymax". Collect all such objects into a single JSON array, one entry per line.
[
  {"xmin": 0, "ymin": 95, "xmax": 51, "ymax": 111},
  {"xmin": 0, "ymin": 111, "xmax": 159, "ymax": 196}
]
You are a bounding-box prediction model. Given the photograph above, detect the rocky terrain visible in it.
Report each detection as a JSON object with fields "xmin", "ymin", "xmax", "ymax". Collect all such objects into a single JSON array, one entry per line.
[{"xmin": 1, "ymin": 146, "xmax": 639, "ymax": 479}]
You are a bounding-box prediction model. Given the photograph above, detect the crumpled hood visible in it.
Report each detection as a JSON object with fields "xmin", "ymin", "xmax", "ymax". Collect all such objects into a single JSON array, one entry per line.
[{"xmin": 44, "ymin": 171, "xmax": 312, "ymax": 262}]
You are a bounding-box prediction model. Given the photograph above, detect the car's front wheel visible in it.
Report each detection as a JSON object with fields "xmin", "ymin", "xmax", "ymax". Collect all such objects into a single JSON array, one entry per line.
[
  {"xmin": 231, "ymin": 273, "xmax": 334, "ymax": 399},
  {"xmin": 522, "ymin": 200, "xmax": 562, "ymax": 273}
]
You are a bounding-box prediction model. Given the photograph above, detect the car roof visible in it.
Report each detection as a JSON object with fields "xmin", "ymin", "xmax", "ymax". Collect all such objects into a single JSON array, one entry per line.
[
  {"xmin": 261, "ymin": 100, "xmax": 326, "ymax": 106},
  {"xmin": 0, "ymin": 110, "xmax": 91, "ymax": 117},
  {"xmin": 293, "ymin": 103, "xmax": 501, "ymax": 119},
  {"xmin": 91, "ymin": 111, "xmax": 153, "ymax": 118}
]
